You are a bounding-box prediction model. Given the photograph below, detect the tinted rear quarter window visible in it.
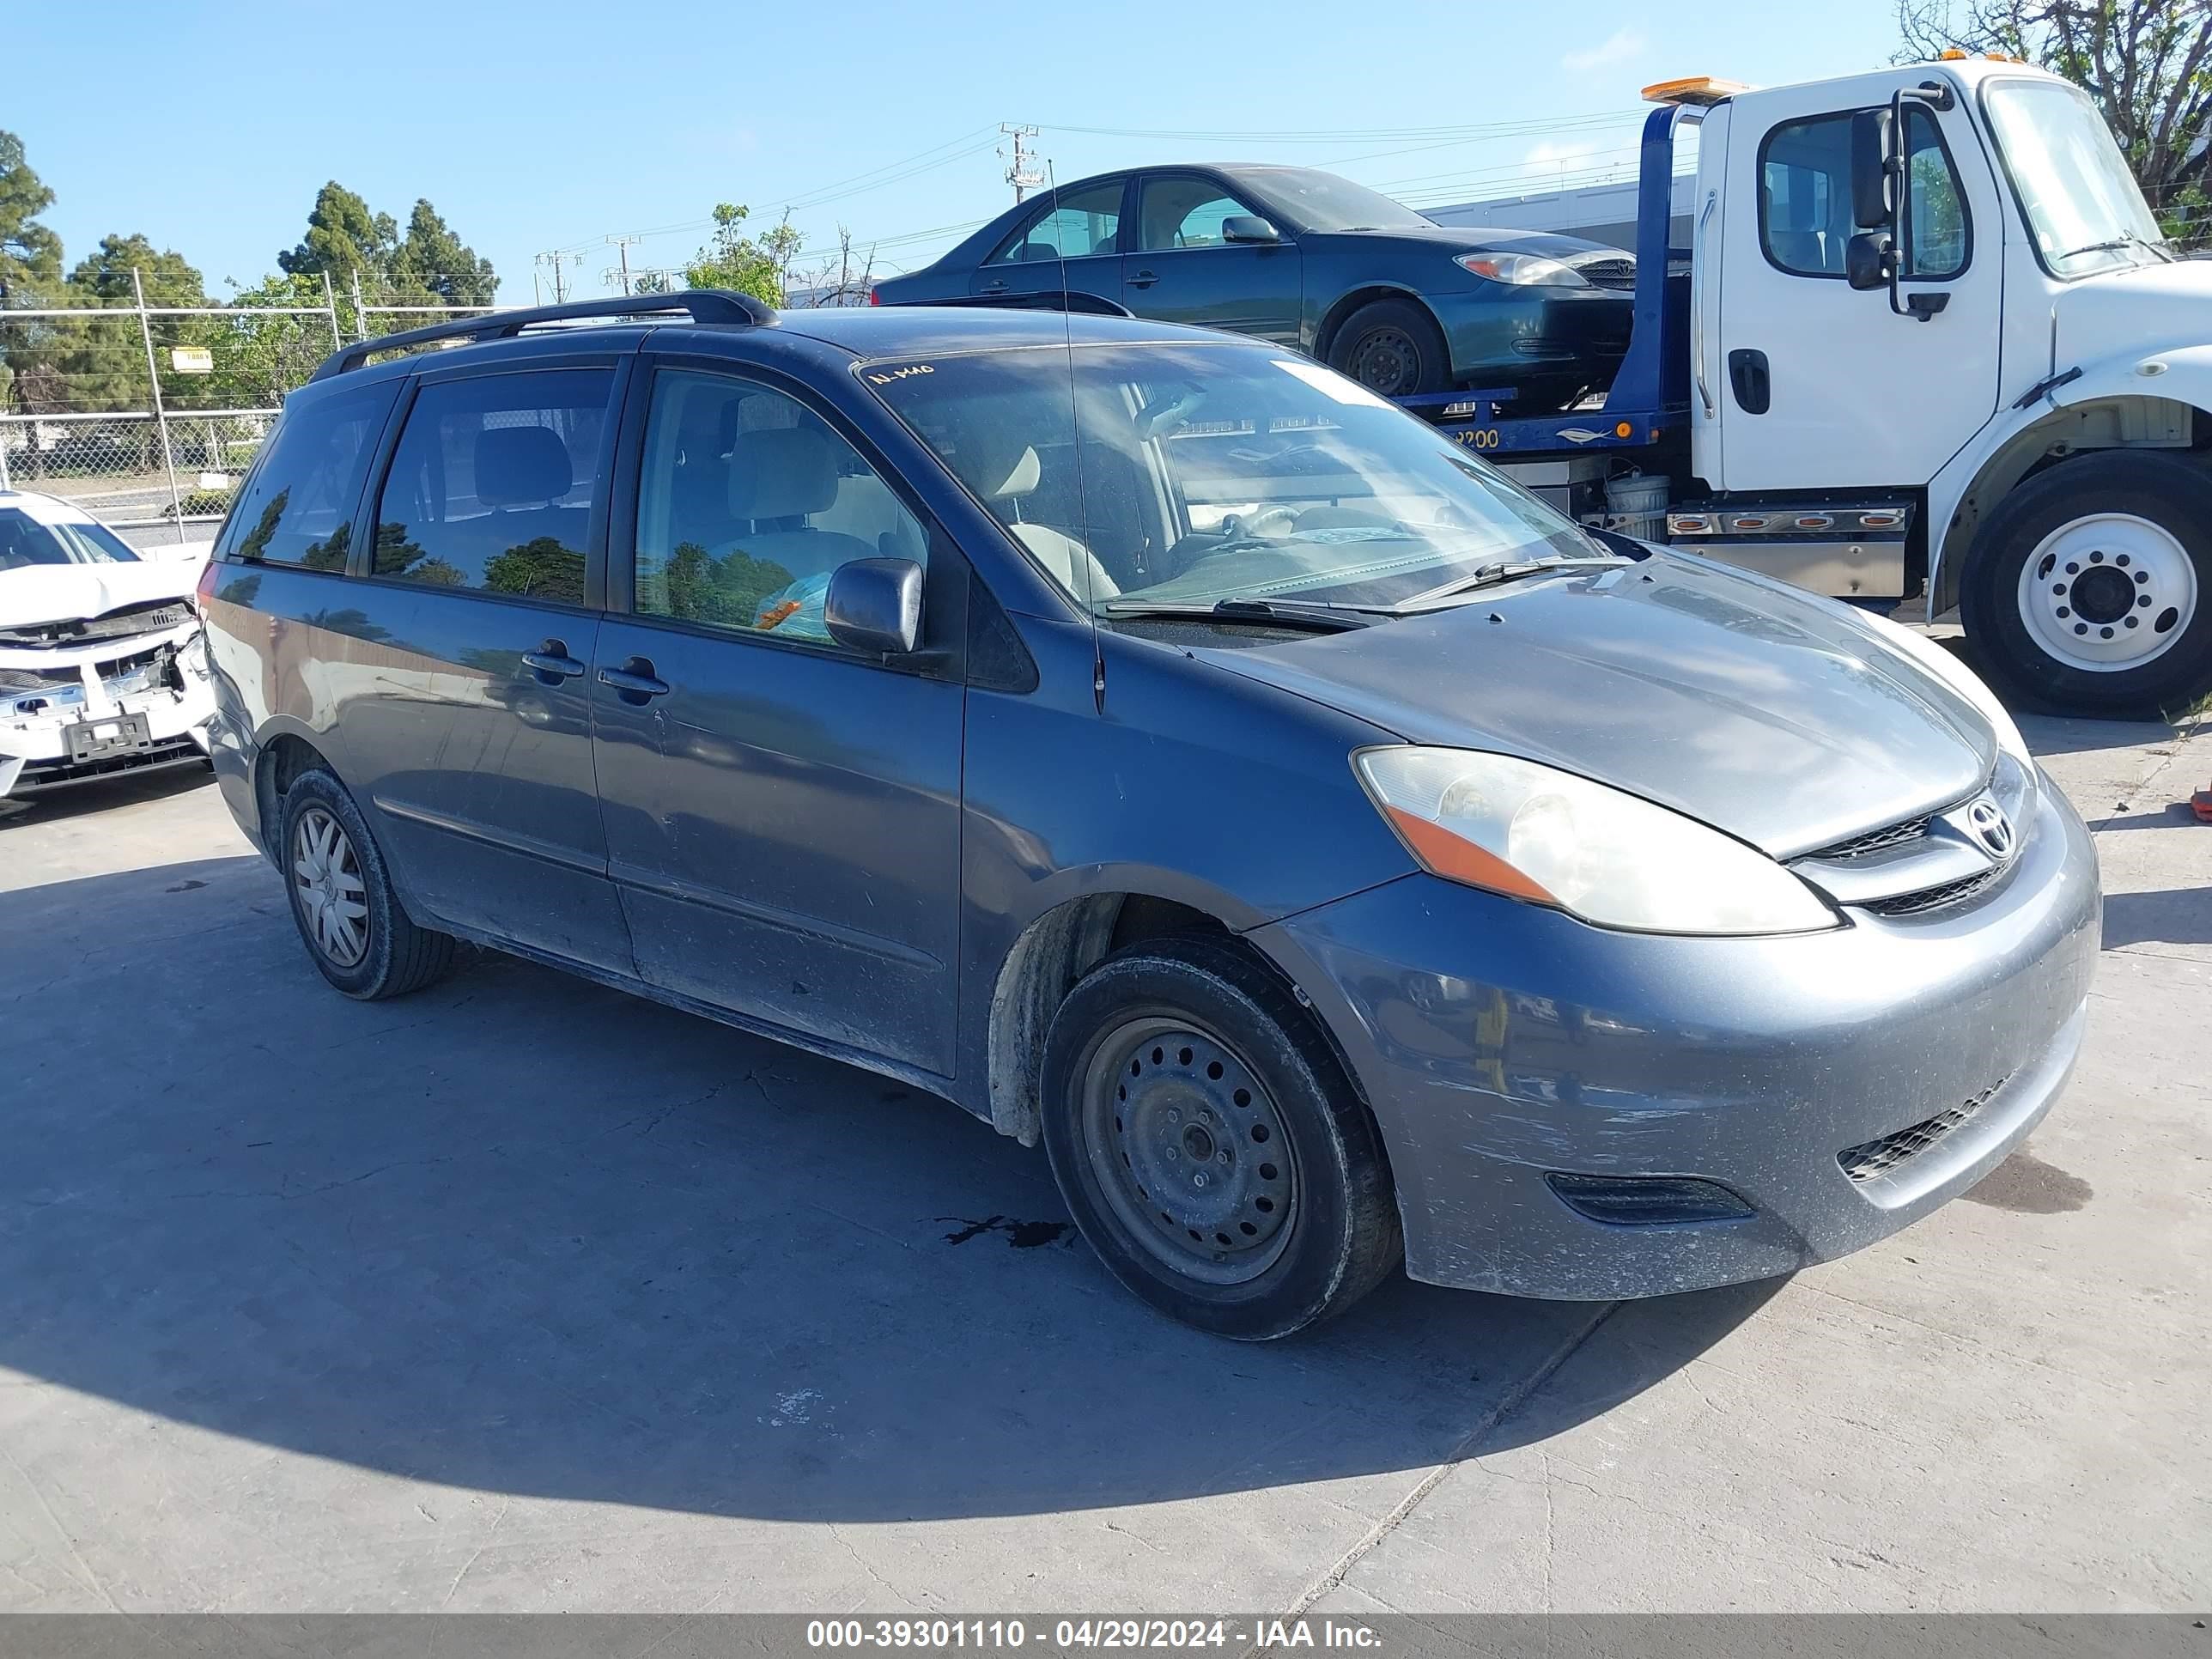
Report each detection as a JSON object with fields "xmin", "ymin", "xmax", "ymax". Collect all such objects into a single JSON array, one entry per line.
[
  {"xmin": 221, "ymin": 380, "xmax": 398, "ymax": 568},
  {"xmin": 372, "ymin": 368, "xmax": 614, "ymax": 605}
]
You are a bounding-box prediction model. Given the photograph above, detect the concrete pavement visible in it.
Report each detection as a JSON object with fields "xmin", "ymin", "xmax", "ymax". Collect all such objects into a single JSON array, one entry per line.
[{"xmin": 0, "ymin": 712, "xmax": 2204, "ymax": 1613}]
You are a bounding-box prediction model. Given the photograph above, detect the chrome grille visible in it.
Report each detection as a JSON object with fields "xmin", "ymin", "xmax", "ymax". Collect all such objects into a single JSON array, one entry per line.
[
  {"xmin": 1838, "ymin": 1079, "xmax": 2008, "ymax": 1182},
  {"xmin": 1574, "ymin": 258, "xmax": 1638, "ymax": 289}
]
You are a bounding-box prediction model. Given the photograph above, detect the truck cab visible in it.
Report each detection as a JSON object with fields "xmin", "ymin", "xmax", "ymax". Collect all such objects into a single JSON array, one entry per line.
[{"xmin": 1442, "ymin": 59, "xmax": 2212, "ymax": 720}]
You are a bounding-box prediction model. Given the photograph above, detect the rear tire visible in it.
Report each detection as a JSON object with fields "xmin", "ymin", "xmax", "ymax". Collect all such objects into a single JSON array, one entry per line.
[
  {"xmin": 1040, "ymin": 935, "xmax": 1401, "ymax": 1340},
  {"xmin": 278, "ymin": 767, "xmax": 454, "ymax": 1000},
  {"xmin": 1328, "ymin": 300, "xmax": 1450, "ymax": 399},
  {"xmin": 1960, "ymin": 450, "xmax": 2212, "ymax": 719}
]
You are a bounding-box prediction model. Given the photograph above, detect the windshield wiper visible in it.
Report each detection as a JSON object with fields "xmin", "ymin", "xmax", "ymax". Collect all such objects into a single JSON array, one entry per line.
[
  {"xmin": 1098, "ymin": 597, "xmax": 1378, "ymax": 632},
  {"xmin": 1396, "ymin": 553, "xmax": 1629, "ymax": 609},
  {"xmin": 2052, "ymin": 230, "xmax": 2172, "ymax": 264}
]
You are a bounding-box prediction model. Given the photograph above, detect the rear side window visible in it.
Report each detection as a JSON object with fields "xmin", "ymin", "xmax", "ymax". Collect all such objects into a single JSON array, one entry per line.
[
  {"xmin": 988, "ymin": 180, "xmax": 1124, "ymax": 264},
  {"xmin": 372, "ymin": 368, "xmax": 614, "ymax": 603},
  {"xmin": 222, "ymin": 380, "xmax": 397, "ymax": 568}
]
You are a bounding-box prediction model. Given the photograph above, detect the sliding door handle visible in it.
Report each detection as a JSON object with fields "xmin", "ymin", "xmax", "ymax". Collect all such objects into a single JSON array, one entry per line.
[{"xmin": 597, "ymin": 658, "xmax": 670, "ymax": 702}]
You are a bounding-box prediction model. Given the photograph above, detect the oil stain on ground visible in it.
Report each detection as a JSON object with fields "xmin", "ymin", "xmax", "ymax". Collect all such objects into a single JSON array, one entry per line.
[
  {"xmin": 1965, "ymin": 1145, "xmax": 2094, "ymax": 1213},
  {"xmin": 939, "ymin": 1214, "xmax": 1073, "ymax": 1249}
]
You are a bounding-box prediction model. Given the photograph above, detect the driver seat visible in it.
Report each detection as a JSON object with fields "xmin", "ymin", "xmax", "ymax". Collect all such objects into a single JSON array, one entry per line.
[{"xmin": 972, "ymin": 441, "xmax": 1121, "ymax": 600}]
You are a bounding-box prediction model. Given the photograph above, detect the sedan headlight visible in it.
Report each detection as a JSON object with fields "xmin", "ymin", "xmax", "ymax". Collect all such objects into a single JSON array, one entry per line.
[
  {"xmin": 1354, "ymin": 748, "xmax": 1838, "ymax": 936},
  {"xmin": 1455, "ymin": 252, "xmax": 1590, "ymax": 288},
  {"xmin": 1851, "ymin": 611, "xmax": 2032, "ymax": 766}
]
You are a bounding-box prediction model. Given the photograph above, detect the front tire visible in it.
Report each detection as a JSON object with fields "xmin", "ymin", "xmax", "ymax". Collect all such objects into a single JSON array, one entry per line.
[
  {"xmin": 1328, "ymin": 300, "xmax": 1450, "ymax": 399},
  {"xmin": 1960, "ymin": 451, "xmax": 2212, "ymax": 719},
  {"xmin": 1040, "ymin": 936, "xmax": 1401, "ymax": 1340},
  {"xmin": 279, "ymin": 767, "xmax": 455, "ymax": 1000}
]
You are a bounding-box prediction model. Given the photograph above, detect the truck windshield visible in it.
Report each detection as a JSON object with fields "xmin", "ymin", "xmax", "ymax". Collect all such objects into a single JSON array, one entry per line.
[
  {"xmin": 1983, "ymin": 79, "xmax": 2167, "ymax": 276},
  {"xmin": 860, "ymin": 341, "xmax": 1595, "ymax": 615}
]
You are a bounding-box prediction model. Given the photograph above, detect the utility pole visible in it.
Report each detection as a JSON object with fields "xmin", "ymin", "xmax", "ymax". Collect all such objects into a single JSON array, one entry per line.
[
  {"xmin": 999, "ymin": 124, "xmax": 1043, "ymax": 204},
  {"xmin": 604, "ymin": 234, "xmax": 641, "ymax": 297},
  {"xmin": 534, "ymin": 249, "xmax": 581, "ymax": 303}
]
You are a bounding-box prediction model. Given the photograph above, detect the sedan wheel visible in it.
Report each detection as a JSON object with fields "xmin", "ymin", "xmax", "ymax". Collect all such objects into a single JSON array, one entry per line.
[{"xmin": 292, "ymin": 804, "xmax": 369, "ymax": 969}]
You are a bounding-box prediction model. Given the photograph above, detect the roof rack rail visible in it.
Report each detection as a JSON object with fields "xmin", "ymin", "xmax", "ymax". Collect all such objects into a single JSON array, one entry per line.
[{"xmin": 308, "ymin": 289, "xmax": 774, "ymax": 381}]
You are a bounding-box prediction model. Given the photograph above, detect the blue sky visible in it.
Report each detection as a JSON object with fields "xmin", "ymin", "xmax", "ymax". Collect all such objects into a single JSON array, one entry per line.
[{"xmin": 11, "ymin": 0, "xmax": 1905, "ymax": 303}]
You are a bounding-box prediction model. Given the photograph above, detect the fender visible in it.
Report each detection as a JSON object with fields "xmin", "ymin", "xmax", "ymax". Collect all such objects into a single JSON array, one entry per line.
[{"xmin": 1925, "ymin": 343, "xmax": 2211, "ymax": 620}]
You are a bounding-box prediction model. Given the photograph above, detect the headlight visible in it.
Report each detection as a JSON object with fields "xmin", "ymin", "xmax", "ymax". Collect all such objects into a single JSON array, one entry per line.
[
  {"xmin": 1851, "ymin": 611, "xmax": 2031, "ymax": 766},
  {"xmin": 1354, "ymin": 748, "xmax": 1838, "ymax": 936},
  {"xmin": 1455, "ymin": 252, "xmax": 1590, "ymax": 288}
]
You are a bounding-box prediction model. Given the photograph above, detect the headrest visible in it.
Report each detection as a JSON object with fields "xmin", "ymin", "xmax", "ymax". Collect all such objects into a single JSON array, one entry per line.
[
  {"xmin": 474, "ymin": 426, "xmax": 572, "ymax": 507},
  {"xmin": 963, "ymin": 428, "xmax": 1041, "ymax": 499},
  {"xmin": 729, "ymin": 427, "xmax": 840, "ymax": 520}
]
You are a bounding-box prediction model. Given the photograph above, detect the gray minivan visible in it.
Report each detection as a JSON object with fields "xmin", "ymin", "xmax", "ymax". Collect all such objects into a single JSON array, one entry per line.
[{"xmin": 200, "ymin": 293, "xmax": 2099, "ymax": 1339}]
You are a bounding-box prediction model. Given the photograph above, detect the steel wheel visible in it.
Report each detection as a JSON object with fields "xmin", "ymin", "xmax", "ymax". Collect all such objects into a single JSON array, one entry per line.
[
  {"xmin": 291, "ymin": 803, "xmax": 369, "ymax": 969},
  {"xmin": 1079, "ymin": 1016, "xmax": 1298, "ymax": 1286},
  {"xmin": 1346, "ymin": 326, "xmax": 1421, "ymax": 397},
  {"xmin": 2016, "ymin": 512, "xmax": 2197, "ymax": 672}
]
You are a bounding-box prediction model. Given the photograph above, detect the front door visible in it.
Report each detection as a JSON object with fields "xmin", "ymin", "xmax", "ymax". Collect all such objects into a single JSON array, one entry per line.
[
  {"xmin": 1123, "ymin": 173, "xmax": 1303, "ymax": 346},
  {"xmin": 337, "ymin": 359, "xmax": 634, "ymax": 974},
  {"xmin": 589, "ymin": 361, "xmax": 966, "ymax": 1077},
  {"xmin": 1716, "ymin": 71, "xmax": 2003, "ymax": 489},
  {"xmin": 969, "ymin": 178, "xmax": 1127, "ymax": 313}
]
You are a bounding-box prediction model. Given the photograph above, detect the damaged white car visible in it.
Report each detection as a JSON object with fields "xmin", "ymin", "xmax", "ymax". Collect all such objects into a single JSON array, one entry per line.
[{"xmin": 1, "ymin": 489, "xmax": 216, "ymax": 799}]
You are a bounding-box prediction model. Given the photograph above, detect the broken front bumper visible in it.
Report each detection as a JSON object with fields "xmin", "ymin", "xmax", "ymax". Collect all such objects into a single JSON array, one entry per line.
[{"xmin": 0, "ymin": 619, "xmax": 216, "ymax": 798}]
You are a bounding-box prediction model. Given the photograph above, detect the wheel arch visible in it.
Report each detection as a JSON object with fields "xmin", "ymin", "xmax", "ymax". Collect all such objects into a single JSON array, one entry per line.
[
  {"xmin": 1930, "ymin": 374, "xmax": 2212, "ymax": 621},
  {"xmin": 1315, "ymin": 283, "xmax": 1436, "ymax": 364},
  {"xmin": 252, "ymin": 726, "xmax": 335, "ymax": 856}
]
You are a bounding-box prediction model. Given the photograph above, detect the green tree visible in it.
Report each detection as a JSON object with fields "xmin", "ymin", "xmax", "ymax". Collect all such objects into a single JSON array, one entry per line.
[
  {"xmin": 278, "ymin": 182, "xmax": 397, "ymax": 289},
  {"xmin": 1896, "ymin": 0, "xmax": 2212, "ymax": 246},
  {"xmin": 389, "ymin": 199, "xmax": 497, "ymax": 306},
  {"xmin": 0, "ymin": 130, "xmax": 62, "ymax": 304},
  {"xmin": 66, "ymin": 234, "xmax": 206, "ymax": 307},
  {"xmin": 483, "ymin": 536, "xmax": 586, "ymax": 604},
  {"xmin": 683, "ymin": 204, "xmax": 801, "ymax": 306}
]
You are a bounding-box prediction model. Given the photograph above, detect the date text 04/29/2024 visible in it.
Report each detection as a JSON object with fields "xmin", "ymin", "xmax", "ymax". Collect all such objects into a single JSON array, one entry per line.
[{"xmin": 804, "ymin": 1618, "xmax": 1383, "ymax": 1650}]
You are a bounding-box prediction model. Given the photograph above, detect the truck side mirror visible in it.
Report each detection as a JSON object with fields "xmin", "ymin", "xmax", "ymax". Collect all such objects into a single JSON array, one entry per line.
[
  {"xmin": 1845, "ymin": 231, "xmax": 1894, "ymax": 292},
  {"xmin": 1850, "ymin": 107, "xmax": 1896, "ymax": 230},
  {"xmin": 825, "ymin": 558, "xmax": 923, "ymax": 656}
]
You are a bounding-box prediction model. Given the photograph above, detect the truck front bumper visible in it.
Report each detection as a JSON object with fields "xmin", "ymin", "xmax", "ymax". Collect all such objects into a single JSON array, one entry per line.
[{"xmin": 1250, "ymin": 776, "xmax": 2100, "ymax": 1298}]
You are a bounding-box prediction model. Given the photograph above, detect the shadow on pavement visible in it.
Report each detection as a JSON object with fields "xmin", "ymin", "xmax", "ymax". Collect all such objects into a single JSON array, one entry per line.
[
  {"xmin": 0, "ymin": 854, "xmax": 1769, "ymax": 1522},
  {"xmin": 2102, "ymin": 887, "xmax": 2212, "ymax": 951}
]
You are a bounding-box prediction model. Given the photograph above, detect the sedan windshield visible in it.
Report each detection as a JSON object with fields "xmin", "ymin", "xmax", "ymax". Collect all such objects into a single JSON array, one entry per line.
[
  {"xmin": 859, "ymin": 341, "xmax": 1595, "ymax": 615},
  {"xmin": 1983, "ymin": 78, "xmax": 2168, "ymax": 276},
  {"xmin": 0, "ymin": 507, "xmax": 142, "ymax": 569},
  {"xmin": 1236, "ymin": 168, "xmax": 1435, "ymax": 234}
]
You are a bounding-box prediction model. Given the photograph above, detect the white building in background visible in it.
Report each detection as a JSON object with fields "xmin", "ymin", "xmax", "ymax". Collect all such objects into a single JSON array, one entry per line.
[{"xmin": 1422, "ymin": 172, "xmax": 1698, "ymax": 251}]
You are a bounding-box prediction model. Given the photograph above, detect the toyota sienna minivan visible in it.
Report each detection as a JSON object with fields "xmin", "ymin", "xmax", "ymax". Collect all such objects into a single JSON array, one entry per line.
[{"xmin": 199, "ymin": 292, "xmax": 2099, "ymax": 1339}]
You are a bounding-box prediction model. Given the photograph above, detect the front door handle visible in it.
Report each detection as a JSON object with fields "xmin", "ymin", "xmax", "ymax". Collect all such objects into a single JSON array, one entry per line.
[
  {"xmin": 1127, "ymin": 269, "xmax": 1158, "ymax": 289},
  {"xmin": 1728, "ymin": 348, "xmax": 1771, "ymax": 416},
  {"xmin": 597, "ymin": 657, "xmax": 670, "ymax": 703},
  {"xmin": 979, "ymin": 277, "xmax": 1008, "ymax": 294},
  {"xmin": 520, "ymin": 640, "xmax": 586, "ymax": 682}
]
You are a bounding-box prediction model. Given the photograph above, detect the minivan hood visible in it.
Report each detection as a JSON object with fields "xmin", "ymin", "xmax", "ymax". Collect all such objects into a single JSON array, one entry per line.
[
  {"xmin": 1188, "ymin": 556, "xmax": 1994, "ymax": 860},
  {"xmin": 2052, "ymin": 256, "xmax": 2212, "ymax": 369}
]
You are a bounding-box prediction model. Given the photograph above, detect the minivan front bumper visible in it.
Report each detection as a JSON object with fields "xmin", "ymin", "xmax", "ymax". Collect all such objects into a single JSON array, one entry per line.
[{"xmin": 1249, "ymin": 777, "xmax": 2100, "ymax": 1298}]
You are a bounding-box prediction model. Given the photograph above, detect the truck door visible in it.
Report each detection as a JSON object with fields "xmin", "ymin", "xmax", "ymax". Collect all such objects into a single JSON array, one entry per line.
[{"xmin": 1714, "ymin": 74, "xmax": 2002, "ymax": 491}]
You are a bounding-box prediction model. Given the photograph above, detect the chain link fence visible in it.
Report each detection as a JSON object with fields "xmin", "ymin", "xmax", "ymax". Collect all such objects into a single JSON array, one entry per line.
[{"xmin": 1, "ymin": 273, "xmax": 506, "ymax": 546}]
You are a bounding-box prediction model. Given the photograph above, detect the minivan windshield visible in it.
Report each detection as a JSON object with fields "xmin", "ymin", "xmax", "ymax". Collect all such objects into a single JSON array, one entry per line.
[
  {"xmin": 860, "ymin": 342, "xmax": 1599, "ymax": 616},
  {"xmin": 1983, "ymin": 78, "xmax": 2168, "ymax": 276},
  {"xmin": 0, "ymin": 507, "xmax": 142, "ymax": 569}
]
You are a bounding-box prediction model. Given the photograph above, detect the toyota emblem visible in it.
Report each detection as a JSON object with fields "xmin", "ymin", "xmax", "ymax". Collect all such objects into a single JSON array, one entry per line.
[{"xmin": 1967, "ymin": 799, "xmax": 2014, "ymax": 858}]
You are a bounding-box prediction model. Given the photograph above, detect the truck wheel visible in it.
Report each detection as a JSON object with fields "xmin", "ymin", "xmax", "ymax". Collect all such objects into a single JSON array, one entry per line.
[
  {"xmin": 1328, "ymin": 301, "xmax": 1449, "ymax": 398},
  {"xmin": 1960, "ymin": 450, "xmax": 2212, "ymax": 720},
  {"xmin": 1040, "ymin": 935, "xmax": 1402, "ymax": 1340},
  {"xmin": 279, "ymin": 767, "xmax": 455, "ymax": 1000}
]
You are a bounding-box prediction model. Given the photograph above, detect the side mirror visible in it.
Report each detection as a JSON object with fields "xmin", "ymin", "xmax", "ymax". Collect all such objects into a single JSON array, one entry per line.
[
  {"xmin": 1850, "ymin": 107, "xmax": 1896, "ymax": 230},
  {"xmin": 1845, "ymin": 230, "xmax": 1895, "ymax": 292},
  {"xmin": 1220, "ymin": 215, "xmax": 1281, "ymax": 245},
  {"xmin": 824, "ymin": 557, "xmax": 922, "ymax": 656}
]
